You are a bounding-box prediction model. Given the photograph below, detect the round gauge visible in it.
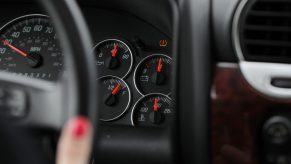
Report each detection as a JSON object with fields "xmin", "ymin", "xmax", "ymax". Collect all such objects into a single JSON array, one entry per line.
[
  {"xmin": 131, "ymin": 93, "xmax": 173, "ymax": 127},
  {"xmin": 134, "ymin": 54, "xmax": 172, "ymax": 95},
  {"xmin": 0, "ymin": 14, "xmax": 62, "ymax": 81},
  {"xmin": 98, "ymin": 76, "xmax": 131, "ymax": 121},
  {"xmin": 93, "ymin": 39, "xmax": 133, "ymax": 78}
]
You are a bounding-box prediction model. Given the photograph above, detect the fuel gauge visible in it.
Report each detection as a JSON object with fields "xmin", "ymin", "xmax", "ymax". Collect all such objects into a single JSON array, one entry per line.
[
  {"xmin": 131, "ymin": 93, "xmax": 173, "ymax": 127},
  {"xmin": 98, "ymin": 76, "xmax": 131, "ymax": 121}
]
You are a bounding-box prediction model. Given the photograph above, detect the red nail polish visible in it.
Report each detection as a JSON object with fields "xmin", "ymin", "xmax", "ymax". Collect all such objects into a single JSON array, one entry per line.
[{"xmin": 71, "ymin": 116, "xmax": 90, "ymax": 138}]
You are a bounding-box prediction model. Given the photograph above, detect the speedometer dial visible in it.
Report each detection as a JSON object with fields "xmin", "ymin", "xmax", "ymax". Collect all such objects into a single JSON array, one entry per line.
[{"xmin": 0, "ymin": 14, "xmax": 62, "ymax": 81}]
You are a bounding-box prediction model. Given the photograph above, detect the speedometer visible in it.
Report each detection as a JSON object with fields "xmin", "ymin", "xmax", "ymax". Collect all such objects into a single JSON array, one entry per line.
[{"xmin": 0, "ymin": 14, "xmax": 62, "ymax": 81}]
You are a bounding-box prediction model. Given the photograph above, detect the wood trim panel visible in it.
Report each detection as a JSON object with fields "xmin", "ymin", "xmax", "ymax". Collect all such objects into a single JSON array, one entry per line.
[{"xmin": 211, "ymin": 63, "xmax": 291, "ymax": 164}]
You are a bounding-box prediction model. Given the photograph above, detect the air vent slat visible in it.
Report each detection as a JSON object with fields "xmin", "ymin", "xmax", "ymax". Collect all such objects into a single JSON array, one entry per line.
[
  {"xmin": 244, "ymin": 25, "xmax": 291, "ymax": 32},
  {"xmin": 249, "ymin": 11, "xmax": 291, "ymax": 18},
  {"xmin": 239, "ymin": 0, "xmax": 291, "ymax": 63},
  {"xmin": 245, "ymin": 39, "xmax": 291, "ymax": 47},
  {"xmin": 261, "ymin": 0, "xmax": 291, "ymax": 3}
]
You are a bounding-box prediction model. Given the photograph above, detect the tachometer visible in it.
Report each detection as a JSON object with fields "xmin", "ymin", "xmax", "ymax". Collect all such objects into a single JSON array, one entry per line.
[{"xmin": 0, "ymin": 14, "xmax": 62, "ymax": 81}]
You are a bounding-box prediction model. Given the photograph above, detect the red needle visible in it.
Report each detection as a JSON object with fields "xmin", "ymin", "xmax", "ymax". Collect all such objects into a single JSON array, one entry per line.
[
  {"xmin": 154, "ymin": 98, "xmax": 159, "ymax": 112},
  {"xmin": 2, "ymin": 40, "xmax": 28, "ymax": 57},
  {"xmin": 111, "ymin": 44, "xmax": 118, "ymax": 58},
  {"xmin": 157, "ymin": 58, "xmax": 163, "ymax": 73},
  {"xmin": 111, "ymin": 84, "xmax": 121, "ymax": 96}
]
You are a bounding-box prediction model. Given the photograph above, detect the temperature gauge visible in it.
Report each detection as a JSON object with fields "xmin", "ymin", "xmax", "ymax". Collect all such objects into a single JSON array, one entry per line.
[
  {"xmin": 93, "ymin": 39, "xmax": 133, "ymax": 78},
  {"xmin": 98, "ymin": 76, "xmax": 131, "ymax": 121},
  {"xmin": 131, "ymin": 94, "xmax": 173, "ymax": 127},
  {"xmin": 134, "ymin": 54, "xmax": 172, "ymax": 95}
]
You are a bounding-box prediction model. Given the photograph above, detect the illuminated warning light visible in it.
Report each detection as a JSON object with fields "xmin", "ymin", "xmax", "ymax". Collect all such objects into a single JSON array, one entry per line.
[{"xmin": 159, "ymin": 40, "xmax": 168, "ymax": 47}]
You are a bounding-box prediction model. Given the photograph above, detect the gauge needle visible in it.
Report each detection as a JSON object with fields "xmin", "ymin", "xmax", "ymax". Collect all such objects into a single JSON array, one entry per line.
[
  {"xmin": 157, "ymin": 58, "xmax": 163, "ymax": 73},
  {"xmin": 2, "ymin": 40, "xmax": 28, "ymax": 57},
  {"xmin": 154, "ymin": 98, "xmax": 159, "ymax": 112},
  {"xmin": 111, "ymin": 44, "xmax": 118, "ymax": 58},
  {"xmin": 111, "ymin": 84, "xmax": 121, "ymax": 96}
]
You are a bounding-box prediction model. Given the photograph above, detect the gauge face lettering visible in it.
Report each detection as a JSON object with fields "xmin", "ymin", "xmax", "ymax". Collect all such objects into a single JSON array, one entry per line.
[
  {"xmin": 94, "ymin": 39, "xmax": 133, "ymax": 78},
  {"xmin": 131, "ymin": 93, "xmax": 173, "ymax": 127},
  {"xmin": 0, "ymin": 15, "xmax": 62, "ymax": 81},
  {"xmin": 134, "ymin": 54, "xmax": 172, "ymax": 95},
  {"xmin": 98, "ymin": 76, "xmax": 131, "ymax": 121}
]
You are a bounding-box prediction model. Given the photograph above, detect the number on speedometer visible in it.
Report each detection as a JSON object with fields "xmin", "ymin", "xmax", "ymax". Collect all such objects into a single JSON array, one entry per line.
[{"xmin": 0, "ymin": 14, "xmax": 63, "ymax": 81}]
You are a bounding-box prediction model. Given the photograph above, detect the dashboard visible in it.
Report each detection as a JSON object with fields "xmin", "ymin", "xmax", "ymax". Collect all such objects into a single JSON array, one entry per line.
[{"xmin": 3, "ymin": 0, "xmax": 291, "ymax": 164}]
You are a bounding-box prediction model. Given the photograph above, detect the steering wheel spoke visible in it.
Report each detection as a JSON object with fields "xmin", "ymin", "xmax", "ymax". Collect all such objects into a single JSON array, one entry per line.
[{"xmin": 0, "ymin": 71, "xmax": 63, "ymax": 129}]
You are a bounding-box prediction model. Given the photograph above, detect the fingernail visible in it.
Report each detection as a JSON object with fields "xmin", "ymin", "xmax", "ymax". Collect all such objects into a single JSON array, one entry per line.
[{"xmin": 71, "ymin": 116, "xmax": 90, "ymax": 138}]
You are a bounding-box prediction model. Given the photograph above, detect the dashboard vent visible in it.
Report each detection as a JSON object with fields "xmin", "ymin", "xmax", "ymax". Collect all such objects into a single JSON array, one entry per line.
[{"xmin": 239, "ymin": 0, "xmax": 291, "ymax": 63}]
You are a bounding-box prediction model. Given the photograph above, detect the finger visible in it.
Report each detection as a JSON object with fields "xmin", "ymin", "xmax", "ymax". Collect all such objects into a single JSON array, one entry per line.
[{"xmin": 56, "ymin": 116, "xmax": 93, "ymax": 164}]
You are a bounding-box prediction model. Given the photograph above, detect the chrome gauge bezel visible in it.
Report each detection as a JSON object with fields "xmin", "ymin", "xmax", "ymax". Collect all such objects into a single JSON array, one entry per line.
[
  {"xmin": 133, "ymin": 54, "xmax": 173, "ymax": 96},
  {"xmin": 130, "ymin": 93, "xmax": 172, "ymax": 126},
  {"xmin": 98, "ymin": 75, "xmax": 132, "ymax": 122},
  {"xmin": 93, "ymin": 39, "xmax": 134, "ymax": 79}
]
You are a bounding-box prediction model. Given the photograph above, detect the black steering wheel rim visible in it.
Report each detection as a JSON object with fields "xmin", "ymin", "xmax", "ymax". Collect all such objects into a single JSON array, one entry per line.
[{"xmin": 39, "ymin": 0, "xmax": 97, "ymax": 124}]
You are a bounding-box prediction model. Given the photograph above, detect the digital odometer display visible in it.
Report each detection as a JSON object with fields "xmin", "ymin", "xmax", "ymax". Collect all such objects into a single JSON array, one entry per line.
[{"xmin": 0, "ymin": 14, "xmax": 63, "ymax": 81}]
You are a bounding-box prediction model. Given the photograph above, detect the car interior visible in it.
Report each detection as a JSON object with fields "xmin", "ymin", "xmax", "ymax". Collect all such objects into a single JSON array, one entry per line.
[{"xmin": 0, "ymin": 0, "xmax": 289, "ymax": 163}]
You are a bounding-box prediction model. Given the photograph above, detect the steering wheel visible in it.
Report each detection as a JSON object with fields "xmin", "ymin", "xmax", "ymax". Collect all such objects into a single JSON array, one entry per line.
[{"xmin": 0, "ymin": 0, "xmax": 97, "ymax": 163}]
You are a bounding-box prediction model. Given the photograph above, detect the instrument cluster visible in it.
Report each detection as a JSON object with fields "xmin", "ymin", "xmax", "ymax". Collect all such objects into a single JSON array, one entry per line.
[{"xmin": 0, "ymin": 13, "xmax": 174, "ymax": 127}]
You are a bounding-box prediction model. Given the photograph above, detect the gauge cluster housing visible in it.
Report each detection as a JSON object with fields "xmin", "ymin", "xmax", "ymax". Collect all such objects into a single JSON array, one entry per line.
[{"xmin": 0, "ymin": 0, "xmax": 180, "ymax": 164}]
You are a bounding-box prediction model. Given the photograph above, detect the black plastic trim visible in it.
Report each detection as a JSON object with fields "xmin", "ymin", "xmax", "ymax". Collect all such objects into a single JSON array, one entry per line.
[
  {"xmin": 212, "ymin": 0, "xmax": 241, "ymax": 62},
  {"xmin": 176, "ymin": 0, "xmax": 212, "ymax": 163}
]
